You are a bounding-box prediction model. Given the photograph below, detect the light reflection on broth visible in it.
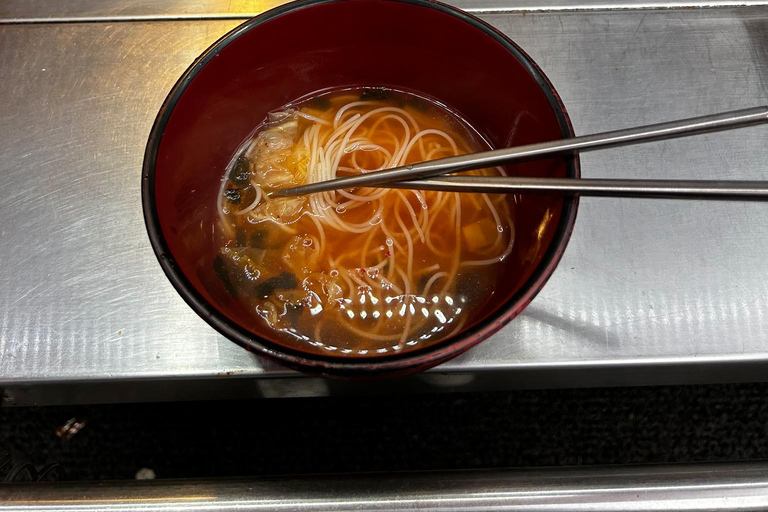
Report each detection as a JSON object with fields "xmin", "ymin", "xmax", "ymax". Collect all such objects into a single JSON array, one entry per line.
[{"xmin": 214, "ymin": 88, "xmax": 516, "ymax": 356}]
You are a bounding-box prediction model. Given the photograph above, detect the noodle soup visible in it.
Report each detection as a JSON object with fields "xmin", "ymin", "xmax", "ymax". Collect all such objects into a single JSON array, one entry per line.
[{"xmin": 214, "ymin": 88, "xmax": 515, "ymax": 356}]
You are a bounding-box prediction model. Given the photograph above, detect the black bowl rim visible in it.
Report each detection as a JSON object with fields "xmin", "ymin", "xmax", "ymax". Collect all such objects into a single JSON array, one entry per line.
[{"xmin": 141, "ymin": 0, "xmax": 580, "ymax": 377}]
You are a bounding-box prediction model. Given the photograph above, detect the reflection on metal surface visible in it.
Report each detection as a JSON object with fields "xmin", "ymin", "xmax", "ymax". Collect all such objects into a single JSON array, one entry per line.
[
  {"xmin": 3, "ymin": 463, "xmax": 768, "ymax": 511},
  {"xmin": 0, "ymin": 8, "xmax": 767, "ymax": 395},
  {"xmin": 2, "ymin": 0, "xmax": 768, "ymax": 22},
  {"xmin": 0, "ymin": 0, "xmax": 290, "ymax": 24}
]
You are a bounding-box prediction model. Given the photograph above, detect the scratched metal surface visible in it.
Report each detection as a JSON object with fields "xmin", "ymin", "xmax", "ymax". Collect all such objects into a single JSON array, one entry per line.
[
  {"xmin": 2, "ymin": 0, "xmax": 767, "ymax": 22},
  {"xmin": 1, "ymin": 7, "xmax": 767, "ymax": 389}
]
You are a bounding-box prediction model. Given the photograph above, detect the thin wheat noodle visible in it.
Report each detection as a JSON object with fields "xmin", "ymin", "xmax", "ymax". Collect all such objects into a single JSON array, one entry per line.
[{"xmin": 217, "ymin": 90, "xmax": 515, "ymax": 353}]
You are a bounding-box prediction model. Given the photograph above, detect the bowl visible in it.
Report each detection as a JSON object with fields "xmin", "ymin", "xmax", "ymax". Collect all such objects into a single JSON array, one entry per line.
[{"xmin": 142, "ymin": 0, "xmax": 579, "ymax": 377}]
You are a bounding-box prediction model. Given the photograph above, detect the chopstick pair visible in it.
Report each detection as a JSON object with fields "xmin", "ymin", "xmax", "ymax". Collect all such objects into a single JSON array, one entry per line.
[{"xmin": 273, "ymin": 106, "xmax": 768, "ymax": 201}]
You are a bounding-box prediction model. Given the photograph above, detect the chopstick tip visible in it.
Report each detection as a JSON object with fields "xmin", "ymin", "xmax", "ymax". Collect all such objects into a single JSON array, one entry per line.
[{"xmin": 269, "ymin": 188, "xmax": 293, "ymax": 198}]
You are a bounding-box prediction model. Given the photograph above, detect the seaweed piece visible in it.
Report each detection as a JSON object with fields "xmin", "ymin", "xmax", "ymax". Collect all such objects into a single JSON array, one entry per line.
[
  {"xmin": 235, "ymin": 228, "xmax": 246, "ymax": 247},
  {"xmin": 214, "ymin": 250, "xmax": 265, "ymax": 298},
  {"xmin": 408, "ymin": 95, "xmax": 430, "ymax": 112},
  {"xmin": 308, "ymin": 95, "xmax": 331, "ymax": 111},
  {"xmin": 256, "ymin": 272, "xmax": 298, "ymax": 298},
  {"xmin": 360, "ymin": 88, "xmax": 391, "ymax": 101},
  {"xmin": 282, "ymin": 302, "xmax": 304, "ymax": 325},
  {"xmin": 230, "ymin": 156, "xmax": 250, "ymax": 187},
  {"xmin": 224, "ymin": 188, "xmax": 241, "ymax": 205},
  {"xmin": 250, "ymin": 230, "xmax": 269, "ymax": 249},
  {"xmin": 213, "ymin": 254, "xmax": 238, "ymax": 297}
]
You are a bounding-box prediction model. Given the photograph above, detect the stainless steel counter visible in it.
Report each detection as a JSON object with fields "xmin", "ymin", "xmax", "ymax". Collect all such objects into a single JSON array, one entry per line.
[
  {"xmin": 3, "ymin": 0, "xmax": 767, "ymax": 22},
  {"xmin": 1, "ymin": 1, "xmax": 767, "ymax": 403}
]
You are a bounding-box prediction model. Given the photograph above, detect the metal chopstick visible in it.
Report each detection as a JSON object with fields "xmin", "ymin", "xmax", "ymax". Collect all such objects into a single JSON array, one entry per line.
[
  {"xmin": 272, "ymin": 105, "xmax": 768, "ymax": 198},
  {"xmin": 382, "ymin": 176, "xmax": 768, "ymax": 200}
]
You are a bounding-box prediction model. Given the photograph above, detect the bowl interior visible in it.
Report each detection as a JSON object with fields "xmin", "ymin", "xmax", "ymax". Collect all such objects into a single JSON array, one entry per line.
[{"xmin": 149, "ymin": 0, "xmax": 575, "ymax": 365}]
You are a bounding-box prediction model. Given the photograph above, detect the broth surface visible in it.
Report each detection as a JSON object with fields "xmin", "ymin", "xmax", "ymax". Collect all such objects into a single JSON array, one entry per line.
[{"xmin": 215, "ymin": 88, "xmax": 516, "ymax": 356}]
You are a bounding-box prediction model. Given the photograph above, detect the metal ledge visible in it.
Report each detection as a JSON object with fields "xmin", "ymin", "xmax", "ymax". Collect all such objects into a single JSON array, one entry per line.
[{"xmin": 3, "ymin": 463, "xmax": 768, "ymax": 511}]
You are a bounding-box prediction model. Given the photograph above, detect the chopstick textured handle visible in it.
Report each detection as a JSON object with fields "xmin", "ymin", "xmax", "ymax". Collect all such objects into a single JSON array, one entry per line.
[
  {"xmin": 274, "ymin": 106, "xmax": 768, "ymax": 197},
  {"xmin": 386, "ymin": 177, "xmax": 768, "ymax": 200}
]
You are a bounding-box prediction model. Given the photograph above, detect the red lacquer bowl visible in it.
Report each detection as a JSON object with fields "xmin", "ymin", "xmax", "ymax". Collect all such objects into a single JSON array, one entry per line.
[{"xmin": 142, "ymin": 0, "xmax": 579, "ymax": 377}]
